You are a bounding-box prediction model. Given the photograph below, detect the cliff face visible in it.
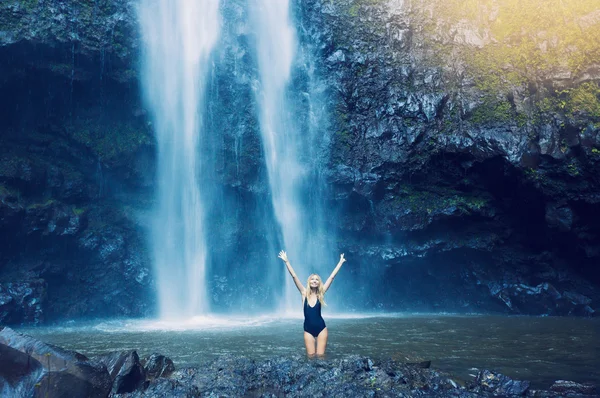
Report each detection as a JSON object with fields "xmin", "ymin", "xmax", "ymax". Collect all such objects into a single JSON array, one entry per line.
[
  {"xmin": 0, "ymin": 0, "xmax": 155, "ymax": 323},
  {"xmin": 296, "ymin": 0, "xmax": 600, "ymax": 315},
  {"xmin": 0, "ymin": 0, "xmax": 599, "ymax": 324}
]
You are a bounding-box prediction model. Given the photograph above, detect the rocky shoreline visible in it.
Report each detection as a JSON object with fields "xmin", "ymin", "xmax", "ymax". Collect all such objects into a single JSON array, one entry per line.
[{"xmin": 0, "ymin": 326, "xmax": 596, "ymax": 397}]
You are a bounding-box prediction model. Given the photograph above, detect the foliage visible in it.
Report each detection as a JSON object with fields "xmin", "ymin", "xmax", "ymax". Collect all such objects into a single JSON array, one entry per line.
[
  {"xmin": 397, "ymin": 185, "xmax": 489, "ymax": 215},
  {"xmin": 470, "ymin": 100, "xmax": 513, "ymax": 124},
  {"xmin": 415, "ymin": 0, "xmax": 600, "ymax": 125},
  {"xmin": 72, "ymin": 207, "xmax": 86, "ymax": 216},
  {"xmin": 538, "ymin": 82, "xmax": 600, "ymax": 119},
  {"xmin": 27, "ymin": 199, "xmax": 56, "ymax": 209},
  {"xmin": 422, "ymin": 0, "xmax": 600, "ymax": 77},
  {"xmin": 563, "ymin": 83, "xmax": 600, "ymax": 118},
  {"xmin": 65, "ymin": 118, "xmax": 153, "ymax": 162}
]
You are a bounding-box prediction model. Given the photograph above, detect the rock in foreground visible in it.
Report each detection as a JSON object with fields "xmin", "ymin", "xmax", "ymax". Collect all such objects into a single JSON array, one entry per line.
[
  {"xmin": 0, "ymin": 328, "xmax": 597, "ymax": 397},
  {"xmin": 116, "ymin": 356, "xmax": 598, "ymax": 398},
  {"xmin": 0, "ymin": 326, "xmax": 112, "ymax": 398}
]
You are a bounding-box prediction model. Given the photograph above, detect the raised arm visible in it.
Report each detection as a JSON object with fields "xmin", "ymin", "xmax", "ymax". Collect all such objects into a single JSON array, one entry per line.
[
  {"xmin": 278, "ymin": 250, "xmax": 306, "ymax": 295},
  {"xmin": 323, "ymin": 253, "xmax": 346, "ymax": 292}
]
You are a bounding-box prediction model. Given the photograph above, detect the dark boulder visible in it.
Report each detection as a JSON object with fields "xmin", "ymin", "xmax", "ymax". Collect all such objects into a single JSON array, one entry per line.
[
  {"xmin": 550, "ymin": 380, "xmax": 597, "ymax": 396},
  {"xmin": 0, "ymin": 280, "xmax": 46, "ymax": 325},
  {"xmin": 487, "ymin": 282, "xmax": 595, "ymax": 316},
  {"xmin": 472, "ymin": 369, "xmax": 530, "ymax": 396},
  {"xmin": 142, "ymin": 353, "xmax": 175, "ymax": 380},
  {"xmin": 95, "ymin": 350, "xmax": 146, "ymax": 394},
  {"xmin": 0, "ymin": 327, "xmax": 111, "ymax": 398}
]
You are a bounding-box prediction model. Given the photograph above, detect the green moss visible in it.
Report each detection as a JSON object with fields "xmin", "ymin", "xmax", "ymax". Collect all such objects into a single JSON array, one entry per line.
[
  {"xmin": 344, "ymin": 0, "xmax": 387, "ymax": 17},
  {"xmin": 566, "ymin": 161, "xmax": 580, "ymax": 176},
  {"xmin": 591, "ymin": 148, "xmax": 600, "ymax": 155},
  {"xmin": 413, "ymin": 0, "xmax": 600, "ymax": 128},
  {"xmin": 534, "ymin": 83, "xmax": 600, "ymax": 127},
  {"xmin": 470, "ymin": 100, "xmax": 514, "ymax": 124},
  {"xmin": 72, "ymin": 207, "xmax": 86, "ymax": 216},
  {"xmin": 27, "ymin": 199, "xmax": 56, "ymax": 210},
  {"xmin": 18, "ymin": 0, "xmax": 39, "ymax": 11},
  {"xmin": 565, "ymin": 83, "xmax": 600, "ymax": 118},
  {"xmin": 421, "ymin": 0, "xmax": 600, "ymax": 75},
  {"xmin": 524, "ymin": 167, "xmax": 546, "ymax": 183},
  {"xmin": 66, "ymin": 118, "xmax": 152, "ymax": 162},
  {"xmin": 397, "ymin": 186, "xmax": 489, "ymax": 215}
]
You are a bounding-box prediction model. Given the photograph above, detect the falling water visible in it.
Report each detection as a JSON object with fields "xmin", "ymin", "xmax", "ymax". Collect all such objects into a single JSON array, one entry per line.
[
  {"xmin": 138, "ymin": 0, "xmax": 221, "ymax": 319},
  {"xmin": 250, "ymin": 1, "xmax": 331, "ymax": 312}
]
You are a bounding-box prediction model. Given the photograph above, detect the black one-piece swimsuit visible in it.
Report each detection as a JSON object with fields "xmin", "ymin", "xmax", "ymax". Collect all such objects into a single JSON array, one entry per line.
[{"xmin": 303, "ymin": 297, "xmax": 326, "ymax": 337}]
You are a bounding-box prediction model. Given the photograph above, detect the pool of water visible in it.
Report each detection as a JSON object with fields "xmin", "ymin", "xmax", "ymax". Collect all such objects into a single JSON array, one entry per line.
[{"xmin": 16, "ymin": 314, "xmax": 599, "ymax": 389}]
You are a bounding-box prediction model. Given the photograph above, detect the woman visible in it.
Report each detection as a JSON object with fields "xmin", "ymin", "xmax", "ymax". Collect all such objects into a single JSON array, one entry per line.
[{"xmin": 278, "ymin": 250, "xmax": 346, "ymax": 357}]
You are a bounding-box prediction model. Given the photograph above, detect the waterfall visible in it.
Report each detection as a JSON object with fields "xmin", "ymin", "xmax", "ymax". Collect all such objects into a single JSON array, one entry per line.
[
  {"xmin": 250, "ymin": 0, "xmax": 331, "ymax": 312},
  {"xmin": 138, "ymin": 0, "xmax": 221, "ymax": 319}
]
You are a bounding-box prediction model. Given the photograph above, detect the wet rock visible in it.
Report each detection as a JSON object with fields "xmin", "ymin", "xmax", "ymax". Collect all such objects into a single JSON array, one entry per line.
[
  {"xmin": 95, "ymin": 350, "xmax": 146, "ymax": 394},
  {"xmin": 1, "ymin": 329, "xmax": 596, "ymax": 398},
  {"xmin": 545, "ymin": 202, "xmax": 574, "ymax": 231},
  {"xmin": 550, "ymin": 380, "xmax": 597, "ymax": 395},
  {"xmin": 489, "ymin": 282, "xmax": 570, "ymax": 315},
  {"xmin": 0, "ymin": 0, "xmax": 139, "ymax": 82},
  {"xmin": 473, "ymin": 369, "xmax": 530, "ymax": 396},
  {"xmin": 23, "ymin": 202, "xmax": 84, "ymax": 237},
  {"xmin": 0, "ymin": 327, "xmax": 111, "ymax": 398},
  {"xmin": 0, "ymin": 156, "xmax": 46, "ymax": 195},
  {"xmin": 0, "ymin": 280, "xmax": 46, "ymax": 325},
  {"xmin": 563, "ymin": 291, "xmax": 593, "ymax": 306},
  {"xmin": 130, "ymin": 354, "xmax": 484, "ymax": 397},
  {"xmin": 142, "ymin": 353, "xmax": 175, "ymax": 380},
  {"xmin": 116, "ymin": 377, "xmax": 200, "ymax": 398}
]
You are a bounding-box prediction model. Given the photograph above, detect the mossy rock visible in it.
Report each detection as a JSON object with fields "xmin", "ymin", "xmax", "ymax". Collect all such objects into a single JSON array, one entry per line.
[
  {"xmin": 65, "ymin": 118, "xmax": 153, "ymax": 164},
  {"xmin": 396, "ymin": 185, "xmax": 490, "ymax": 216}
]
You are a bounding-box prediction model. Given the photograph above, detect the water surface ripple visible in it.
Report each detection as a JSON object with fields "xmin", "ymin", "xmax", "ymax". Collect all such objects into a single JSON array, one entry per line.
[{"xmin": 18, "ymin": 314, "xmax": 599, "ymax": 389}]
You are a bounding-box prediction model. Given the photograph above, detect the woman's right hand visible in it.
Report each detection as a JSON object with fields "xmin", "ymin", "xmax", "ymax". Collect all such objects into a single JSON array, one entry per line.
[{"xmin": 278, "ymin": 250, "xmax": 288, "ymax": 262}]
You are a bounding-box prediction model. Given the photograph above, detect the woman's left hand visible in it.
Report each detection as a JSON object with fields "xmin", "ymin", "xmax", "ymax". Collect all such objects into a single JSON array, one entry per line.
[{"xmin": 339, "ymin": 253, "xmax": 346, "ymax": 263}]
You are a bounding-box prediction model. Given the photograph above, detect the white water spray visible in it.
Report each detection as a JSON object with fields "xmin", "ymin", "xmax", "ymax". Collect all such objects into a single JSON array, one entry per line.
[
  {"xmin": 138, "ymin": 0, "xmax": 221, "ymax": 319},
  {"xmin": 251, "ymin": 1, "xmax": 328, "ymax": 312}
]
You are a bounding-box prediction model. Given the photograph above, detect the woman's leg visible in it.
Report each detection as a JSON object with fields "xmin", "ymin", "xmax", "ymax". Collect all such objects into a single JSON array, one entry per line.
[
  {"xmin": 316, "ymin": 327, "xmax": 328, "ymax": 356},
  {"xmin": 304, "ymin": 332, "xmax": 316, "ymax": 357}
]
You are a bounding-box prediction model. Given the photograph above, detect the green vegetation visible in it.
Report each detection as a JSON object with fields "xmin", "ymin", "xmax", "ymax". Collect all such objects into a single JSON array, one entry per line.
[
  {"xmin": 72, "ymin": 207, "xmax": 86, "ymax": 216},
  {"xmin": 538, "ymin": 82, "xmax": 600, "ymax": 121},
  {"xmin": 396, "ymin": 185, "xmax": 489, "ymax": 215},
  {"xmin": 27, "ymin": 199, "xmax": 56, "ymax": 210},
  {"xmin": 524, "ymin": 167, "xmax": 547, "ymax": 184},
  {"xmin": 421, "ymin": 0, "xmax": 600, "ymax": 76},
  {"xmin": 563, "ymin": 83, "xmax": 600, "ymax": 118},
  {"xmin": 66, "ymin": 118, "xmax": 152, "ymax": 162},
  {"xmin": 470, "ymin": 100, "xmax": 512, "ymax": 124},
  {"xmin": 18, "ymin": 0, "xmax": 39, "ymax": 11},
  {"xmin": 414, "ymin": 0, "xmax": 600, "ymax": 125},
  {"xmin": 346, "ymin": 0, "xmax": 387, "ymax": 18},
  {"xmin": 566, "ymin": 161, "xmax": 580, "ymax": 176}
]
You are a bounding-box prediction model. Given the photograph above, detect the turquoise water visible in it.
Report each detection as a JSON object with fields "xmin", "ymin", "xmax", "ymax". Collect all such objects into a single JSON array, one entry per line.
[{"xmin": 17, "ymin": 314, "xmax": 599, "ymax": 390}]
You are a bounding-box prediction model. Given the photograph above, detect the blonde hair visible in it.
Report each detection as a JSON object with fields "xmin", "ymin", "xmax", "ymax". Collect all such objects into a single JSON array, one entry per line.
[{"xmin": 306, "ymin": 274, "xmax": 326, "ymax": 306}]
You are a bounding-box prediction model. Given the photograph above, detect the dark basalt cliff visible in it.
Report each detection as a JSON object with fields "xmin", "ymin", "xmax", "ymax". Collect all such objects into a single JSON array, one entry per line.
[{"xmin": 1, "ymin": 0, "xmax": 599, "ymax": 324}]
